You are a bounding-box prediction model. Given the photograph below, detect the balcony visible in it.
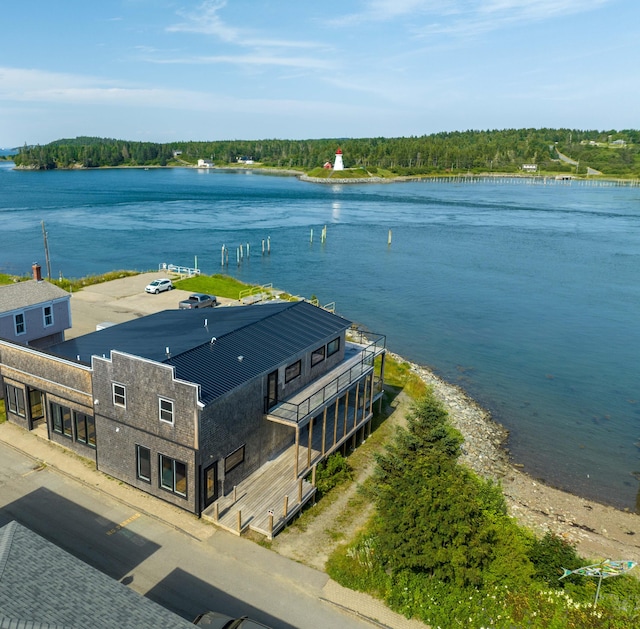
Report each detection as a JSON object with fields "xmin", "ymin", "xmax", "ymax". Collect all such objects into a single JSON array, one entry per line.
[{"xmin": 266, "ymin": 332, "xmax": 385, "ymax": 426}]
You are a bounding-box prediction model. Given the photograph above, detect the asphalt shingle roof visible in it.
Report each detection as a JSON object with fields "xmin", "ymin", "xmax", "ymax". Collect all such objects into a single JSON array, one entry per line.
[
  {"xmin": 48, "ymin": 301, "xmax": 351, "ymax": 405},
  {"xmin": 0, "ymin": 521, "xmax": 194, "ymax": 629},
  {"xmin": 0, "ymin": 281, "xmax": 69, "ymax": 313}
]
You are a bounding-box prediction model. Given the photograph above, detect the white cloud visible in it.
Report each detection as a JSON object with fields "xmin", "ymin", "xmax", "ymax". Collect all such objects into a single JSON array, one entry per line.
[
  {"xmin": 0, "ymin": 66, "xmax": 348, "ymax": 117},
  {"xmin": 167, "ymin": 0, "xmax": 324, "ymax": 50},
  {"xmin": 330, "ymin": 0, "xmax": 612, "ymax": 33},
  {"xmin": 144, "ymin": 53, "xmax": 332, "ymax": 70},
  {"xmin": 168, "ymin": 0, "xmax": 239, "ymax": 41}
]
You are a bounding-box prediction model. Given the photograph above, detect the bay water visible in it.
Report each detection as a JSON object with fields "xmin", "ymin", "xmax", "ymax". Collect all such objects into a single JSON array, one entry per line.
[{"xmin": 2, "ymin": 163, "xmax": 640, "ymax": 510}]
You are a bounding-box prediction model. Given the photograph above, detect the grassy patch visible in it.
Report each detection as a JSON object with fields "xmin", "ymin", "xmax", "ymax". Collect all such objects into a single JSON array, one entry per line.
[
  {"xmin": 0, "ymin": 273, "xmax": 25, "ymax": 285},
  {"xmin": 381, "ymin": 355, "xmax": 429, "ymax": 399},
  {"xmin": 51, "ymin": 270, "xmax": 140, "ymax": 292},
  {"xmin": 306, "ymin": 167, "xmax": 375, "ymax": 179},
  {"xmin": 173, "ymin": 274, "xmax": 253, "ymax": 300},
  {"xmin": 0, "ymin": 399, "xmax": 6, "ymax": 424}
]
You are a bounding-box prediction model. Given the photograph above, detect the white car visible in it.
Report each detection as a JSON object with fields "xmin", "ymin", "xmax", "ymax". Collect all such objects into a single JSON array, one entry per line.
[{"xmin": 145, "ymin": 278, "xmax": 174, "ymax": 294}]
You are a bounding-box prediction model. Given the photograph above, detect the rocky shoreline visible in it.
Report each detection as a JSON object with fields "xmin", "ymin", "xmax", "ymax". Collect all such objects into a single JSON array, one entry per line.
[{"xmin": 389, "ymin": 351, "xmax": 640, "ymax": 564}]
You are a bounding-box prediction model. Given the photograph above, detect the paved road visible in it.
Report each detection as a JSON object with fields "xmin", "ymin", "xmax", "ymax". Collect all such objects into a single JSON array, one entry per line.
[{"xmin": 0, "ymin": 442, "xmax": 372, "ymax": 629}]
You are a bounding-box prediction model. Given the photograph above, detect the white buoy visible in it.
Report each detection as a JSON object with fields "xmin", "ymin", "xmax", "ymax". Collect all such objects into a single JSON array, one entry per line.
[{"xmin": 388, "ymin": 229, "xmax": 392, "ymax": 246}]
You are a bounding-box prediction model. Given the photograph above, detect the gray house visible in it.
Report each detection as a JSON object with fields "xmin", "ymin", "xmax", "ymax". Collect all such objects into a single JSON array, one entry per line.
[
  {"xmin": 0, "ymin": 264, "xmax": 71, "ymax": 349},
  {"xmin": 0, "ymin": 300, "xmax": 385, "ymax": 534}
]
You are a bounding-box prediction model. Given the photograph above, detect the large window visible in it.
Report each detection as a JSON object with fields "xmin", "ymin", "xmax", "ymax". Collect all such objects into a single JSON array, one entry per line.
[
  {"xmin": 50, "ymin": 402, "xmax": 95, "ymax": 447},
  {"xmin": 14, "ymin": 313, "xmax": 25, "ymax": 336},
  {"xmin": 112, "ymin": 383, "xmax": 126, "ymax": 408},
  {"xmin": 311, "ymin": 345, "xmax": 325, "ymax": 367},
  {"xmin": 327, "ymin": 337, "xmax": 341, "ymax": 357},
  {"xmin": 224, "ymin": 445, "xmax": 245, "ymax": 473},
  {"xmin": 159, "ymin": 397, "xmax": 174, "ymax": 424},
  {"xmin": 285, "ymin": 359, "xmax": 301, "ymax": 383},
  {"xmin": 159, "ymin": 454, "xmax": 187, "ymax": 497},
  {"xmin": 50, "ymin": 402, "xmax": 72, "ymax": 438},
  {"xmin": 74, "ymin": 411, "xmax": 96, "ymax": 448},
  {"xmin": 43, "ymin": 305, "xmax": 53, "ymax": 327},
  {"xmin": 5, "ymin": 384, "xmax": 26, "ymax": 418},
  {"xmin": 136, "ymin": 445, "xmax": 151, "ymax": 483}
]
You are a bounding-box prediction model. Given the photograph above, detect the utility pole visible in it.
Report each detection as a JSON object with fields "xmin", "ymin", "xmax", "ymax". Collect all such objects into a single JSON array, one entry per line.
[{"xmin": 41, "ymin": 221, "xmax": 51, "ymax": 279}]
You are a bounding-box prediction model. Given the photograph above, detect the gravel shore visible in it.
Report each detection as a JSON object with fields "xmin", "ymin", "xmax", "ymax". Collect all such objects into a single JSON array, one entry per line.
[{"xmin": 391, "ymin": 351, "xmax": 640, "ymax": 564}]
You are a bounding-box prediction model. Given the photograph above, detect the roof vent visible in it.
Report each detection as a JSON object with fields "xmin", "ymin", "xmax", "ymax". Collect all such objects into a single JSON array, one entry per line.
[
  {"xmin": 238, "ymin": 355, "xmax": 244, "ymax": 362},
  {"xmin": 210, "ymin": 337, "xmax": 216, "ymax": 345}
]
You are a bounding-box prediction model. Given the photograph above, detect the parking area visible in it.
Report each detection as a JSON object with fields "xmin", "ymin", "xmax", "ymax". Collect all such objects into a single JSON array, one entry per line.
[{"xmin": 67, "ymin": 272, "xmax": 234, "ymax": 340}]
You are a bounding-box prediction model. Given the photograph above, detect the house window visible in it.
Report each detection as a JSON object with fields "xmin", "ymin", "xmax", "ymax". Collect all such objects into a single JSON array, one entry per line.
[
  {"xmin": 224, "ymin": 445, "xmax": 245, "ymax": 473},
  {"xmin": 159, "ymin": 397, "xmax": 174, "ymax": 424},
  {"xmin": 5, "ymin": 384, "xmax": 26, "ymax": 418},
  {"xmin": 74, "ymin": 411, "xmax": 96, "ymax": 448},
  {"xmin": 327, "ymin": 337, "xmax": 340, "ymax": 357},
  {"xmin": 112, "ymin": 383, "xmax": 126, "ymax": 408},
  {"xmin": 311, "ymin": 345, "xmax": 325, "ymax": 367},
  {"xmin": 29, "ymin": 388, "xmax": 44, "ymax": 421},
  {"xmin": 14, "ymin": 313, "xmax": 25, "ymax": 335},
  {"xmin": 285, "ymin": 360, "xmax": 301, "ymax": 383},
  {"xmin": 137, "ymin": 445, "xmax": 151, "ymax": 483},
  {"xmin": 159, "ymin": 454, "xmax": 187, "ymax": 497},
  {"xmin": 50, "ymin": 402, "xmax": 72, "ymax": 438},
  {"xmin": 43, "ymin": 305, "xmax": 54, "ymax": 327}
]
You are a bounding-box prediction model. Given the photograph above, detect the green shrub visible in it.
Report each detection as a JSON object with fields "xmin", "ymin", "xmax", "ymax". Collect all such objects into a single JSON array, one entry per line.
[
  {"xmin": 315, "ymin": 453, "xmax": 353, "ymax": 495},
  {"xmin": 528, "ymin": 532, "xmax": 582, "ymax": 586}
]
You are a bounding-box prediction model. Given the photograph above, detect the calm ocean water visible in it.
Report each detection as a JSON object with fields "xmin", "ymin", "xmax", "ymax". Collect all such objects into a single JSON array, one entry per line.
[{"xmin": 2, "ymin": 162, "xmax": 640, "ymax": 509}]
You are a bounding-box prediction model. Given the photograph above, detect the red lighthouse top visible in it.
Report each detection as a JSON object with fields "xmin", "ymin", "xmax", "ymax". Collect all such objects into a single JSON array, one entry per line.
[{"xmin": 336, "ymin": 148, "xmax": 342, "ymax": 154}]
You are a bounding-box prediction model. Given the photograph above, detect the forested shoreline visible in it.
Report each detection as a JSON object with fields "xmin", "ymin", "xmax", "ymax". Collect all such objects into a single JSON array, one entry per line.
[{"xmin": 11, "ymin": 128, "xmax": 640, "ymax": 177}]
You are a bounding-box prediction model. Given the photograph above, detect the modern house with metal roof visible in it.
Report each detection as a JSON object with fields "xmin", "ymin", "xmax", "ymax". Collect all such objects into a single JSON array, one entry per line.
[
  {"xmin": 0, "ymin": 300, "xmax": 385, "ymax": 536},
  {"xmin": 0, "ymin": 264, "xmax": 71, "ymax": 349}
]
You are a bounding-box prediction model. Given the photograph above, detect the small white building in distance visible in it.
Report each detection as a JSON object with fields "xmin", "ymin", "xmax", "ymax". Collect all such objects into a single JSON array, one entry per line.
[
  {"xmin": 197, "ymin": 159, "xmax": 214, "ymax": 168},
  {"xmin": 334, "ymin": 148, "xmax": 344, "ymax": 171}
]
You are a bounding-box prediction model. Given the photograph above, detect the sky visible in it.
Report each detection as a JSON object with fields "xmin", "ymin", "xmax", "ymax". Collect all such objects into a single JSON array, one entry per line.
[{"xmin": 1, "ymin": 0, "xmax": 638, "ymax": 147}]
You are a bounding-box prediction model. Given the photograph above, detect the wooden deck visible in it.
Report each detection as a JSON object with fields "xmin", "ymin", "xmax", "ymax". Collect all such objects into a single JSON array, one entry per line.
[{"xmin": 202, "ymin": 399, "xmax": 373, "ymax": 539}]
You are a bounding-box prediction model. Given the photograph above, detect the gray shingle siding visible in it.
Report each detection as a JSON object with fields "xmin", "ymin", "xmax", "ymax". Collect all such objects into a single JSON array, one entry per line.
[
  {"xmin": 0, "ymin": 521, "xmax": 194, "ymax": 629},
  {"xmin": 0, "ymin": 301, "xmax": 366, "ymax": 516}
]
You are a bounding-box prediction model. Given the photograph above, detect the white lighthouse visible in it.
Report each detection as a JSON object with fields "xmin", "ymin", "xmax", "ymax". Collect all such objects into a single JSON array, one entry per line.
[{"xmin": 333, "ymin": 147, "xmax": 344, "ymax": 171}]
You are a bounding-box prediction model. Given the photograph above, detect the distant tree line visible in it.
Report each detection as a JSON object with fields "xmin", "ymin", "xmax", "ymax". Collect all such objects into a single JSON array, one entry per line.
[{"xmin": 12, "ymin": 129, "xmax": 640, "ymax": 176}]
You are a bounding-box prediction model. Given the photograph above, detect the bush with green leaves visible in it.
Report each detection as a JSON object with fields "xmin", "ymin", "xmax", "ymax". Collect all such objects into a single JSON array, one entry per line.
[
  {"xmin": 327, "ymin": 392, "xmax": 640, "ymax": 627},
  {"xmin": 314, "ymin": 453, "xmax": 353, "ymax": 495}
]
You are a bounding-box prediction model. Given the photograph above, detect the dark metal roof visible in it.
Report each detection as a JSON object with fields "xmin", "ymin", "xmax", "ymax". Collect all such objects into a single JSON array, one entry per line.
[{"xmin": 49, "ymin": 301, "xmax": 351, "ymax": 405}]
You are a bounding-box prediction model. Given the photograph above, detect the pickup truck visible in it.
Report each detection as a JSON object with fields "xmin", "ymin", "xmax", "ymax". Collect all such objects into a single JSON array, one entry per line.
[{"xmin": 178, "ymin": 293, "xmax": 217, "ymax": 309}]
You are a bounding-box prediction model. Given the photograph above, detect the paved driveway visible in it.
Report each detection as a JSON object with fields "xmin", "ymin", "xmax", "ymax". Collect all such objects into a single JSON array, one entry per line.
[{"xmin": 67, "ymin": 272, "xmax": 233, "ymax": 339}]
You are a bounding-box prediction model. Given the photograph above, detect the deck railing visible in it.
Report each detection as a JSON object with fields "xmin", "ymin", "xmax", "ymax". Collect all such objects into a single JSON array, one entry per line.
[
  {"xmin": 158, "ymin": 263, "xmax": 200, "ymax": 277},
  {"xmin": 267, "ymin": 333, "xmax": 386, "ymax": 424}
]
